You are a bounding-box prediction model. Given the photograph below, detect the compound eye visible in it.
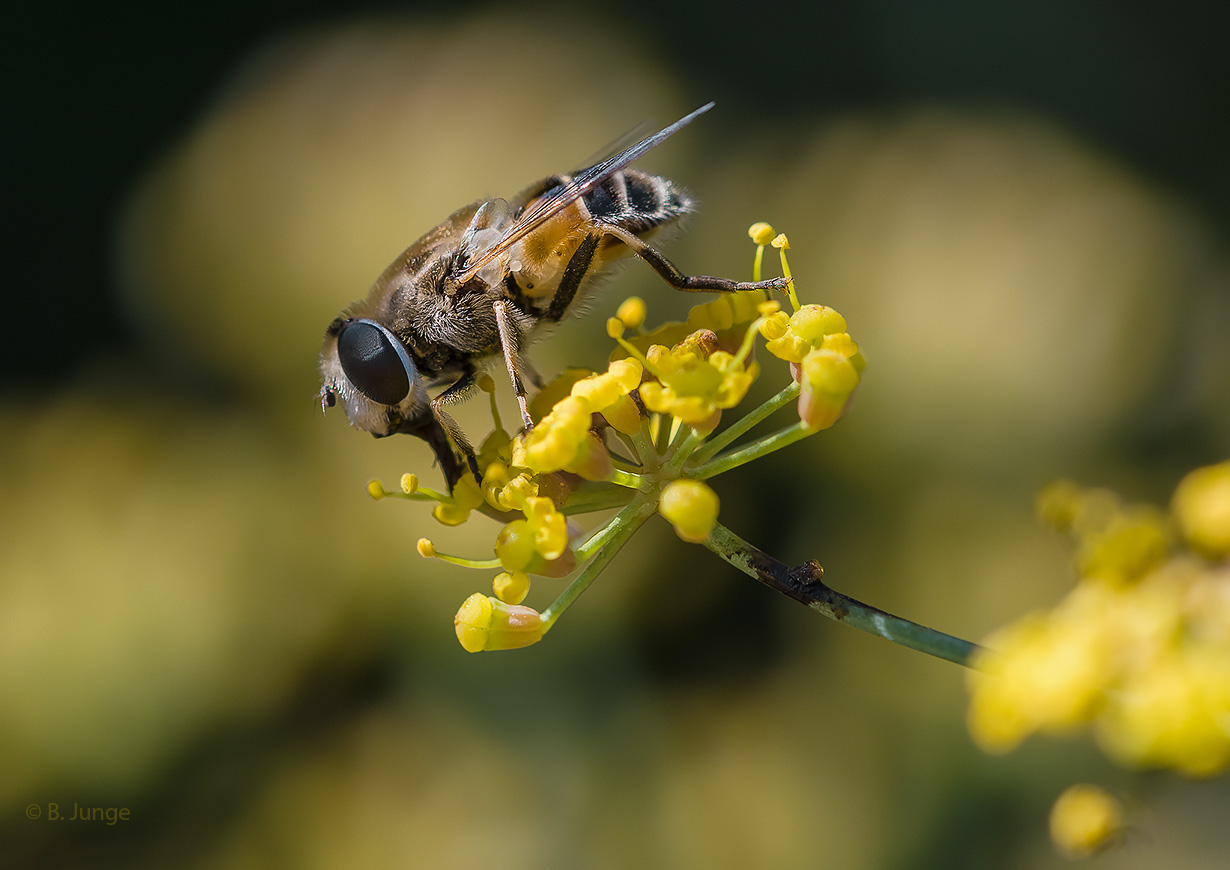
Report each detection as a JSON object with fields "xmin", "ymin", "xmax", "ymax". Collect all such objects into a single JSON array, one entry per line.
[{"xmin": 336, "ymin": 319, "xmax": 417, "ymax": 405}]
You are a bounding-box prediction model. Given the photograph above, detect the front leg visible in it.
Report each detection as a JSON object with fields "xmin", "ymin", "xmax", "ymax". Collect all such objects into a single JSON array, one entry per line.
[
  {"xmin": 395, "ymin": 402, "xmax": 476, "ymax": 491},
  {"xmin": 427, "ymin": 372, "xmax": 481, "ymax": 485}
]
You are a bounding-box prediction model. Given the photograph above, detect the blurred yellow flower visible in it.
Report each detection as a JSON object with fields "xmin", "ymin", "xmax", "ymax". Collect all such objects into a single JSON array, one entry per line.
[
  {"xmin": 1049, "ymin": 784, "xmax": 1124, "ymax": 858},
  {"xmin": 969, "ymin": 466, "xmax": 1230, "ymax": 776},
  {"xmin": 1172, "ymin": 459, "xmax": 1230, "ymax": 559}
]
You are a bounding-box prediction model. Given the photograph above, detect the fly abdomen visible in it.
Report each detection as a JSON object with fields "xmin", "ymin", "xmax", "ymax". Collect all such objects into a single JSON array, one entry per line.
[{"xmin": 581, "ymin": 168, "xmax": 692, "ymax": 235}]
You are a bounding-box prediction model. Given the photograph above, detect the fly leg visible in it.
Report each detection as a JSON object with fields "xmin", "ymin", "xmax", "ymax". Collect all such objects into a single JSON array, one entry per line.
[
  {"xmin": 426, "ymin": 372, "xmax": 481, "ymax": 485},
  {"xmin": 600, "ymin": 224, "xmax": 791, "ymax": 294},
  {"xmin": 546, "ymin": 233, "xmax": 601, "ymax": 322},
  {"xmin": 492, "ymin": 299, "xmax": 535, "ymax": 430}
]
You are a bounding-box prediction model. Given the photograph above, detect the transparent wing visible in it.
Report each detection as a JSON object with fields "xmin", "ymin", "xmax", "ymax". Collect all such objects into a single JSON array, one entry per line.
[
  {"xmin": 453, "ymin": 102, "xmax": 715, "ymax": 283},
  {"xmin": 576, "ymin": 118, "xmax": 655, "ymax": 173}
]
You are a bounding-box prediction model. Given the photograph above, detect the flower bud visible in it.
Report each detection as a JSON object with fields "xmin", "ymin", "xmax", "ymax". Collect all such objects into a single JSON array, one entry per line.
[
  {"xmin": 601, "ymin": 393, "xmax": 643, "ymax": 435},
  {"xmin": 748, "ymin": 222, "xmax": 775, "ymax": 245},
  {"xmin": 616, "ymin": 296, "xmax": 647, "ymax": 330},
  {"xmin": 571, "ymin": 372, "xmax": 620, "ymax": 410},
  {"xmin": 608, "ymin": 358, "xmax": 643, "ymax": 393},
  {"xmin": 790, "ymin": 304, "xmax": 846, "ymax": 341},
  {"xmin": 454, "ymin": 594, "xmax": 544, "ymax": 652},
  {"xmin": 659, "ymin": 479, "xmax": 720, "ymax": 543},
  {"xmin": 431, "ymin": 473, "xmax": 484, "ymax": 525},
  {"xmin": 525, "ymin": 496, "xmax": 567, "ymax": 560},
  {"xmin": 797, "ymin": 348, "xmax": 860, "ymax": 430},
  {"xmin": 1036, "ymin": 479, "xmax": 1084, "ymax": 531},
  {"xmin": 492, "ymin": 571, "xmax": 530, "ymax": 605},
  {"xmin": 495, "ymin": 520, "xmax": 536, "ymax": 572},
  {"xmin": 759, "ymin": 311, "xmax": 791, "ymax": 341},
  {"xmin": 432, "ymin": 503, "xmax": 470, "ymax": 525},
  {"xmin": 568, "ymin": 433, "xmax": 614, "ymax": 481}
]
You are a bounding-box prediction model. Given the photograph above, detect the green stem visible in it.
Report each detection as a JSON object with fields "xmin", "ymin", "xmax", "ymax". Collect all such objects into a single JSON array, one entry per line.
[
  {"xmin": 661, "ymin": 426, "xmax": 707, "ymax": 478},
  {"xmin": 690, "ymin": 420, "xmax": 812, "ymax": 480},
  {"xmin": 703, "ymin": 523, "xmax": 980, "ymax": 667},
  {"xmin": 692, "ymin": 381, "xmax": 800, "ymax": 464},
  {"xmin": 631, "ymin": 423, "xmax": 660, "ymax": 469},
  {"xmin": 573, "ymin": 510, "xmax": 634, "ymax": 562},
  {"xmin": 434, "ymin": 554, "xmax": 502, "ymax": 569},
  {"xmin": 607, "ymin": 467, "xmax": 646, "ymax": 490},
  {"xmin": 540, "ymin": 496, "xmax": 657, "ymax": 630},
  {"xmin": 777, "ymin": 246, "xmax": 800, "ymax": 311},
  {"xmin": 379, "ymin": 491, "xmax": 438, "ymax": 503},
  {"xmin": 557, "ymin": 482, "xmax": 635, "ymax": 516}
]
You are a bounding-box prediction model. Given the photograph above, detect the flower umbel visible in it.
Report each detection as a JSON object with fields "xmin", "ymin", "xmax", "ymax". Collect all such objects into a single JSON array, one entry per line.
[
  {"xmin": 967, "ymin": 463, "xmax": 1230, "ymax": 777},
  {"xmin": 369, "ymin": 223, "xmax": 920, "ymax": 659}
]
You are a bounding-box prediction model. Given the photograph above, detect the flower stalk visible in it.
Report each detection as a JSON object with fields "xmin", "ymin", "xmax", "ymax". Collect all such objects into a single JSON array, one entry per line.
[
  {"xmin": 540, "ymin": 495, "xmax": 657, "ymax": 630},
  {"xmin": 704, "ymin": 523, "xmax": 981, "ymax": 666}
]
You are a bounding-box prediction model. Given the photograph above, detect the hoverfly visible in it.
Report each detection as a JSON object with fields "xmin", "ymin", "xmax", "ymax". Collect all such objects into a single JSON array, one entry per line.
[{"xmin": 319, "ymin": 102, "xmax": 787, "ymax": 488}]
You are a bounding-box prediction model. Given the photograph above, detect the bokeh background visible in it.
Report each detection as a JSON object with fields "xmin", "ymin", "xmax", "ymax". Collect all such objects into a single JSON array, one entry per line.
[{"xmin": 4, "ymin": 2, "xmax": 1229, "ymax": 867}]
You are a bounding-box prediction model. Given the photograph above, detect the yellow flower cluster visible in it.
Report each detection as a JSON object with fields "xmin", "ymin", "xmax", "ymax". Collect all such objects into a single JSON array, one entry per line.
[
  {"xmin": 440, "ymin": 482, "xmax": 573, "ymax": 650},
  {"xmin": 1036, "ymin": 479, "xmax": 1169, "ymax": 587},
  {"xmin": 761, "ymin": 304, "xmax": 866, "ymax": 431},
  {"xmin": 494, "ymin": 495, "xmax": 568, "ymax": 573},
  {"xmin": 517, "ymin": 359, "xmax": 644, "ymax": 478},
  {"xmin": 761, "ymin": 303, "xmax": 850, "ymax": 361},
  {"xmin": 637, "ymin": 330, "xmax": 759, "ymax": 429},
  {"xmin": 617, "ymin": 289, "xmax": 770, "ymax": 360},
  {"xmin": 968, "ymin": 462, "xmax": 1230, "ymax": 777}
]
